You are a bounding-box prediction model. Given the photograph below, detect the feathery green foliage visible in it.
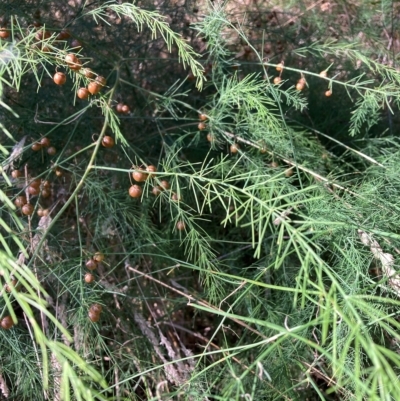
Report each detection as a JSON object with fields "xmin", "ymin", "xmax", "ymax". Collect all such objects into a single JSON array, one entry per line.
[{"xmin": 1, "ymin": 0, "xmax": 400, "ymax": 400}]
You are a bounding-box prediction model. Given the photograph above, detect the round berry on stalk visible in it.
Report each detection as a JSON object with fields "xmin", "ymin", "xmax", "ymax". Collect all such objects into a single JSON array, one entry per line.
[
  {"xmin": 90, "ymin": 303, "xmax": 103, "ymax": 314},
  {"xmin": 121, "ymin": 104, "xmax": 130, "ymax": 114},
  {"xmin": 11, "ymin": 170, "xmax": 22, "ymax": 178},
  {"xmin": 176, "ymin": 221, "xmax": 186, "ymax": 231},
  {"xmin": 88, "ymin": 82, "xmax": 101, "ymax": 95},
  {"xmin": 40, "ymin": 137, "xmax": 51, "ymax": 147},
  {"xmin": 5, "ymin": 279, "xmax": 18, "ymax": 293},
  {"xmin": 30, "ymin": 179, "xmax": 41, "ymax": 189},
  {"xmin": 1, "ymin": 316, "xmax": 14, "ymax": 330},
  {"xmin": 47, "ymin": 146, "xmax": 57, "ymax": 156},
  {"xmin": 32, "ymin": 142, "xmax": 42, "ymax": 151},
  {"xmin": 116, "ymin": 103, "xmax": 124, "ymax": 113},
  {"xmin": 152, "ymin": 186, "xmax": 162, "ymax": 196},
  {"xmin": 101, "ymin": 136, "xmax": 115, "ymax": 148},
  {"xmin": 22, "ymin": 203, "xmax": 34, "ymax": 216},
  {"xmin": 53, "ymin": 72, "xmax": 66, "ymax": 85},
  {"xmin": 160, "ymin": 180, "xmax": 170, "ymax": 190},
  {"xmin": 27, "ymin": 185, "xmax": 40, "ymax": 196},
  {"xmin": 83, "ymin": 68, "xmax": 94, "ymax": 78},
  {"xmin": 285, "ymin": 168, "xmax": 294, "ymax": 177},
  {"xmin": 57, "ymin": 30, "xmax": 70, "ymax": 40},
  {"xmin": 65, "ymin": 54, "xmax": 81, "ymax": 70},
  {"xmin": 14, "ymin": 196, "xmax": 27, "ymax": 208},
  {"xmin": 296, "ymin": 82, "xmax": 305, "ymax": 91},
  {"xmin": 146, "ymin": 165, "xmax": 157, "ymax": 178},
  {"xmin": 199, "ymin": 113, "xmax": 207, "ymax": 121},
  {"xmin": 84, "ymin": 273, "xmax": 95, "ymax": 284},
  {"xmin": 230, "ymin": 143, "xmax": 240, "ymax": 154},
  {"xmin": 325, "ymin": 90, "xmax": 332, "ymax": 97},
  {"xmin": 0, "ymin": 28, "xmax": 10, "ymax": 39},
  {"xmin": 276, "ymin": 62, "xmax": 284, "ymax": 72},
  {"xmin": 93, "ymin": 252, "xmax": 105, "ymax": 263},
  {"xmin": 77, "ymin": 87, "xmax": 89, "ymax": 99},
  {"xmin": 132, "ymin": 169, "xmax": 148, "ymax": 182},
  {"xmin": 319, "ymin": 70, "xmax": 328, "ymax": 78},
  {"xmin": 88, "ymin": 310, "xmax": 100, "ymax": 322},
  {"xmin": 41, "ymin": 188, "xmax": 51, "ymax": 198},
  {"xmin": 95, "ymin": 76, "xmax": 106, "ymax": 87},
  {"xmin": 85, "ymin": 259, "xmax": 98, "ymax": 270},
  {"xmin": 198, "ymin": 122, "xmax": 206, "ymax": 131},
  {"xmin": 129, "ymin": 185, "xmax": 142, "ymax": 198},
  {"xmin": 172, "ymin": 193, "xmax": 181, "ymax": 201}
]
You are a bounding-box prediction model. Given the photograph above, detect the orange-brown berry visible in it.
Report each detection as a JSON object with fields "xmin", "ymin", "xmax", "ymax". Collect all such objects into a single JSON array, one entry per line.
[
  {"xmin": 176, "ymin": 221, "xmax": 186, "ymax": 231},
  {"xmin": 93, "ymin": 252, "xmax": 104, "ymax": 263},
  {"xmin": 230, "ymin": 143, "xmax": 240, "ymax": 154},
  {"xmin": 22, "ymin": 203, "xmax": 34, "ymax": 215},
  {"xmin": 1, "ymin": 316, "xmax": 14, "ymax": 330},
  {"xmin": 85, "ymin": 259, "xmax": 98, "ymax": 270},
  {"xmin": 101, "ymin": 136, "xmax": 115, "ymax": 148},
  {"xmin": 129, "ymin": 185, "xmax": 142, "ymax": 198},
  {"xmin": 77, "ymin": 87, "xmax": 89, "ymax": 99},
  {"xmin": 84, "ymin": 273, "xmax": 95, "ymax": 284}
]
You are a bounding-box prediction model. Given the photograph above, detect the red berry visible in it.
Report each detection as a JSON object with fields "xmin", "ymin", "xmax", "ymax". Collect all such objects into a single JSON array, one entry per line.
[
  {"xmin": 176, "ymin": 221, "xmax": 186, "ymax": 231},
  {"xmin": 88, "ymin": 310, "xmax": 100, "ymax": 322},
  {"xmin": 41, "ymin": 188, "xmax": 51, "ymax": 198},
  {"xmin": 77, "ymin": 88, "xmax": 89, "ymax": 99},
  {"xmin": 11, "ymin": 170, "xmax": 22, "ymax": 178},
  {"xmin": 88, "ymin": 81, "xmax": 101, "ymax": 95},
  {"xmin": 160, "ymin": 180, "xmax": 170, "ymax": 190},
  {"xmin": 129, "ymin": 185, "xmax": 142, "ymax": 198},
  {"xmin": 152, "ymin": 186, "xmax": 162, "ymax": 196},
  {"xmin": 32, "ymin": 142, "xmax": 42, "ymax": 151},
  {"xmin": 95, "ymin": 76, "xmax": 106, "ymax": 87},
  {"xmin": 83, "ymin": 68, "xmax": 94, "ymax": 78},
  {"xmin": 1, "ymin": 316, "xmax": 14, "ymax": 330},
  {"xmin": 40, "ymin": 137, "xmax": 51, "ymax": 147},
  {"xmin": 93, "ymin": 252, "xmax": 104, "ymax": 262},
  {"xmin": 121, "ymin": 104, "xmax": 130, "ymax": 114},
  {"xmin": 101, "ymin": 136, "xmax": 115, "ymax": 148},
  {"xmin": 57, "ymin": 30, "xmax": 70, "ymax": 40},
  {"xmin": 27, "ymin": 185, "xmax": 40, "ymax": 196},
  {"xmin": 132, "ymin": 170, "xmax": 148, "ymax": 182},
  {"xmin": 22, "ymin": 203, "xmax": 34, "ymax": 215},
  {"xmin": 65, "ymin": 53, "xmax": 77, "ymax": 64},
  {"xmin": 53, "ymin": 72, "xmax": 66, "ymax": 85},
  {"xmin": 47, "ymin": 146, "xmax": 57, "ymax": 156},
  {"xmin": 85, "ymin": 259, "xmax": 98, "ymax": 270},
  {"xmin": 0, "ymin": 28, "xmax": 10, "ymax": 39},
  {"xmin": 90, "ymin": 303, "xmax": 102, "ymax": 314},
  {"xmin": 14, "ymin": 196, "xmax": 27, "ymax": 208},
  {"xmin": 146, "ymin": 165, "xmax": 157, "ymax": 178},
  {"xmin": 84, "ymin": 273, "xmax": 95, "ymax": 284},
  {"xmin": 230, "ymin": 143, "xmax": 240, "ymax": 154}
]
